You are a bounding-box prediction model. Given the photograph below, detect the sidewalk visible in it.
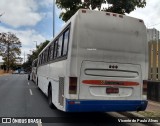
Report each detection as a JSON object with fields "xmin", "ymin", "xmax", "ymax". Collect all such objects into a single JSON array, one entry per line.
[
  {"xmin": 0, "ymin": 73, "xmax": 9, "ymax": 76},
  {"xmin": 137, "ymin": 100, "xmax": 160, "ymax": 117},
  {"xmin": 0, "ymin": 70, "xmax": 10, "ymax": 76}
]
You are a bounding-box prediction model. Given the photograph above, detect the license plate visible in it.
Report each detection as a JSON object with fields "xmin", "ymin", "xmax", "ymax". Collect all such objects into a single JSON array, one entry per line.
[{"xmin": 106, "ymin": 87, "xmax": 119, "ymax": 94}]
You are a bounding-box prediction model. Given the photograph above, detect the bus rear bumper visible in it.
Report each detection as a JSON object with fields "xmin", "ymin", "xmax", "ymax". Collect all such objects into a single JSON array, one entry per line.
[{"xmin": 65, "ymin": 99, "xmax": 148, "ymax": 112}]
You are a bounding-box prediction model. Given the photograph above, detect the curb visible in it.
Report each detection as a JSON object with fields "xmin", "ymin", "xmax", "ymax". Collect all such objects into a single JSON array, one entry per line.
[
  {"xmin": 128, "ymin": 112, "xmax": 160, "ymax": 126},
  {"xmin": 0, "ymin": 74, "xmax": 10, "ymax": 77},
  {"xmin": 148, "ymin": 100, "xmax": 160, "ymax": 107}
]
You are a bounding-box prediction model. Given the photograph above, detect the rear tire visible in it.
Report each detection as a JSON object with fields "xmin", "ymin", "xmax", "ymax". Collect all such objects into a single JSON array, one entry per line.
[
  {"xmin": 48, "ymin": 86, "xmax": 57, "ymax": 109},
  {"xmin": 28, "ymin": 74, "xmax": 30, "ymax": 80}
]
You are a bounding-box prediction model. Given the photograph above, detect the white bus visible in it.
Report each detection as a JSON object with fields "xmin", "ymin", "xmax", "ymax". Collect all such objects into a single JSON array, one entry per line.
[
  {"xmin": 37, "ymin": 9, "xmax": 148, "ymax": 112},
  {"xmin": 30, "ymin": 58, "xmax": 38, "ymax": 82}
]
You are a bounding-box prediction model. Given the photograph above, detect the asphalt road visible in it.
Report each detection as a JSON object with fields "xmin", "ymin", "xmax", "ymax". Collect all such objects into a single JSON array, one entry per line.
[{"xmin": 0, "ymin": 74, "xmax": 155, "ymax": 126}]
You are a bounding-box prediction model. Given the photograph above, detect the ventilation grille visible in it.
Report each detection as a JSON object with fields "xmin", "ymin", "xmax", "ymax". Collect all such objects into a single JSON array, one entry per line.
[{"xmin": 59, "ymin": 77, "xmax": 64, "ymax": 106}]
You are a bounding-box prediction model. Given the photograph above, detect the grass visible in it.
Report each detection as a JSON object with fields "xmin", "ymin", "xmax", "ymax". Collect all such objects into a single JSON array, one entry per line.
[
  {"xmin": 138, "ymin": 111, "xmax": 160, "ymax": 117},
  {"xmin": 0, "ymin": 70, "xmax": 11, "ymax": 75}
]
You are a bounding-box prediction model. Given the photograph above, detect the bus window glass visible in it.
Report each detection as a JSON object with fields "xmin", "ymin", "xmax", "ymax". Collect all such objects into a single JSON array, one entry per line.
[
  {"xmin": 57, "ymin": 35, "xmax": 63, "ymax": 57},
  {"xmin": 47, "ymin": 48, "xmax": 50, "ymax": 62},
  {"xmin": 50, "ymin": 43, "xmax": 54, "ymax": 60},
  {"xmin": 63, "ymin": 29, "xmax": 69, "ymax": 56},
  {"xmin": 39, "ymin": 55, "xmax": 41, "ymax": 65},
  {"xmin": 48, "ymin": 46, "xmax": 51, "ymax": 61},
  {"xmin": 45, "ymin": 49, "xmax": 48, "ymax": 62},
  {"xmin": 40, "ymin": 55, "xmax": 42, "ymax": 65},
  {"xmin": 42, "ymin": 53, "xmax": 45, "ymax": 64},
  {"xmin": 54, "ymin": 40, "xmax": 58, "ymax": 59}
]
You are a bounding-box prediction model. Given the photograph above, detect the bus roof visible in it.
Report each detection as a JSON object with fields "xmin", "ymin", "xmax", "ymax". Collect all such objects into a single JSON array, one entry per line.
[{"xmin": 38, "ymin": 9, "xmax": 146, "ymax": 56}]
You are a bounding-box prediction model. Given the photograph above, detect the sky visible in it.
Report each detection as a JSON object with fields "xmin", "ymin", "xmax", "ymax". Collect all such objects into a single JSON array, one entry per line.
[{"xmin": 0, "ymin": 0, "xmax": 160, "ymax": 62}]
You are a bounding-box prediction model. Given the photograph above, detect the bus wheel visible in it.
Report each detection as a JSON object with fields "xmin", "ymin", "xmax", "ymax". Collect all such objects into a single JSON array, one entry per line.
[
  {"xmin": 48, "ymin": 86, "xmax": 56, "ymax": 109},
  {"xmin": 28, "ymin": 74, "xmax": 30, "ymax": 80},
  {"xmin": 36, "ymin": 78, "xmax": 38, "ymax": 86}
]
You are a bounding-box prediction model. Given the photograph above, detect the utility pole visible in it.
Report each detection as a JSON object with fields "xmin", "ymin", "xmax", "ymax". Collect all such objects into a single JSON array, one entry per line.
[
  {"xmin": 53, "ymin": 0, "xmax": 55, "ymax": 37},
  {"xmin": 7, "ymin": 41, "xmax": 9, "ymax": 72},
  {"xmin": 0, "ymin": 12, "xmax": 5, "ymax": 23},
  {"xmin": 34, "ymin": 41, "xmax": 37, "ymax": 48},
  {"xmin": 24, "ymin": 51, "xmax": 25, "ymax": 63}
]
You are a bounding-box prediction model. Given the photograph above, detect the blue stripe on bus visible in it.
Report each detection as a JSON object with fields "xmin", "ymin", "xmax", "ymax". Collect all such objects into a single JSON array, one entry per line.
[{"xmin": 65, "ymin": 99, "xmax": 148, "ymax": 112}]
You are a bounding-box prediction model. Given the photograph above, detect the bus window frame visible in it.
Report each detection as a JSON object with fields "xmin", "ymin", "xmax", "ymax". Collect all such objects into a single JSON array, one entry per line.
[{"xmin": 38, "ymin": 23, "xmax": 71, "ymax": 66}]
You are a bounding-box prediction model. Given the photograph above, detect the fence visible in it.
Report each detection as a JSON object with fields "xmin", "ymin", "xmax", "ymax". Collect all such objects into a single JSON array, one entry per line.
[
  {"xmin": 148, "ymin": 40, "xmax": 160, "ymax": 80},
  {"xmin": 147, "ymin": 40, "xmax": 160, "ymax": 102},
  {"xmin": 147, "ymin": 81, "xmax": 160, "ymax": 102}
]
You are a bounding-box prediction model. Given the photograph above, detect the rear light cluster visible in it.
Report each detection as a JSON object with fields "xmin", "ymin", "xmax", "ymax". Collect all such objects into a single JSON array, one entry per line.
[
  {"xmin": 106, "ymin": 13, "xmax": 123, "ymax": 18},
  {"xmin": 69, "ymin": 77, "xmax": 77, "ymax": 94},
  {"xmin": 68, "ymin": 101, "xmax": 80, "ymax": 105},
  {"xmin": 105, "ymin": 12, "xmax": 143, "ymax": 23},
  {"xmin": 109, "ymin": 65, "xmax": 118, "ymax": 69},
  {"xmin": 82, "ymin": 80, "xmax": 139, "ymax": 86},
  {"xmin": 139, "ymin": 19, "xmax": 143, "ymax": 23},
  {"xmin": 143, "ymin": 80, "xmax": 147, "ymax": 95},
  {"xmin": 82, "ymin": 10, "xmax": 86, "ymax": 13}
]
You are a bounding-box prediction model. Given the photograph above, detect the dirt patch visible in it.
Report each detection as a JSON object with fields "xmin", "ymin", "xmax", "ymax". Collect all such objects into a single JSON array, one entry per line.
[
  {"xmin": 0, "ymin": 70, "xmax": 11, "ymax": 75},
  {"xmin": 0, "ymin": 70, "xmax": 5, "ymax": 75},
  {"xmin": 138, "ymin": 111, "xmax": 160, "ymax": 117},
  {"xmin": 137, "ymin": 102, "xmax": 160, "ymax": 117}
]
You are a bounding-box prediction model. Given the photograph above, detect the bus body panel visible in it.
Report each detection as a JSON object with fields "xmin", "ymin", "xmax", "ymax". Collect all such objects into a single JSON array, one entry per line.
[
  {"xmin": 36, "ymin": 9, "xmax": 148, "ymax": 112},
  {"xmin": 79, "ymin": 61, "xmax": 142, "ymax": 100},
  {"xmin": 65, "ymin": 100, "xmax": 148, "ymax": 112}
]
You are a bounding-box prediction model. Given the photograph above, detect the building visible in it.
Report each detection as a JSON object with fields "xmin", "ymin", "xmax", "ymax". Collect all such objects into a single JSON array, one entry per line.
[
  {"xmin": 147, "ymin": 28, "xmax": 160, "ymax": 80},
  {"xmin": 147, "ymin": 28, "xmax": 160, "ymax": 42}
]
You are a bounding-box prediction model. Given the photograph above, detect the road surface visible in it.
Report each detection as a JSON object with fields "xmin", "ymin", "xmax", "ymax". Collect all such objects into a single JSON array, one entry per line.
[{"xmin": 0, "ymin": 74, "xmax": 156, "ymax": 126}]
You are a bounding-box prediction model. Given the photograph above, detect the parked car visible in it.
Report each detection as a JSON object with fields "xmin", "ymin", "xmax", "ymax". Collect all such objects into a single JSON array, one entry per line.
[
  {"xmin": 28, "ymin": 73, "xmax": 30, "ymax": 80},
  {"xmin": 20, "ymin": 70, "xmax": 26, "ymax": 74},
  {"xmin": 12, "ymin": 70, "xmax": 19, "ymax": 74}
]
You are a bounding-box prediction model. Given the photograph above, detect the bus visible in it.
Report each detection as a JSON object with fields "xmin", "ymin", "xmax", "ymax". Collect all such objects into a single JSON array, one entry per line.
[
  {"xmin": 30, "ymin": 58, "xmax": 38, "ymax": 82},
  {"xmin": 36, "ymin": 9, "xmax": 148, "ymax": 112}
]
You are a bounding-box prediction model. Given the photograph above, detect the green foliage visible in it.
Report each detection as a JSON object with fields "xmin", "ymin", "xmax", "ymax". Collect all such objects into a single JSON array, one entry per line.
[
  {"xmin": 56, "ymin": 0, "xmax": 83, "ymax": 22},
  {"xmin": 0, "ymin": 32, "xmax": 21, "ymax": 71},
  {"xmin": 22, "ymin": 40, "xmax": 49, "ymax": 71},
  {"xmin": 56, "ymin": 0, "xmax": 146, "ymax": 22}
]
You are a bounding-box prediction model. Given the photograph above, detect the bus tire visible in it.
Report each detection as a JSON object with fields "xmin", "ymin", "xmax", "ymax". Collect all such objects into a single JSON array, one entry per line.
[
  {"xmin": 48, "ymin": 86, "xmax": 56, "ymax": 109},
  {"xmin": 28, "ymin": 74, "xmax": 30, "ymax": 80},
  {"xmin": 36, "ymin": 78, "xmax": 38, "ymax": 86}
]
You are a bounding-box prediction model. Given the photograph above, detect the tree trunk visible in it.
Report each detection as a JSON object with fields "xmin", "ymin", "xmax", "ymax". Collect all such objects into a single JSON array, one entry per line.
[{"xmin": 7, "ymin": 42, "xmax": 9, "ymax": 72}]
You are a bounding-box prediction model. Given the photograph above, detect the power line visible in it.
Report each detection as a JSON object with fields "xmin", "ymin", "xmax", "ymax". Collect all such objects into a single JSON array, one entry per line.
[
  {"xmin": 0, "ymin": 12, "xmax": 5, "ymax": 23},
  {"xmin": 148, "ymin": 22, "xmax": 160, "ymax": 27},
  {"xmin": 0, "ymin": 12, "xmax": 5, "ymax": 17}
]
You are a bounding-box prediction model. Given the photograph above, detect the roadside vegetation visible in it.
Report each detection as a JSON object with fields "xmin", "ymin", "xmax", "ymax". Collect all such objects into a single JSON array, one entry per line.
[
  {"xmin": 0, "ymin": 32, "xmax": 22, "ymax": 72},
  {"xmin": 56, "ymin": 0, "xmax": 146, "ymax": 22}
]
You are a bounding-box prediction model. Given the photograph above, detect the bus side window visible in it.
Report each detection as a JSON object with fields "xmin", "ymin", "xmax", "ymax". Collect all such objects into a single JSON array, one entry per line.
[
  {"xmin": 46, "ymin": 49, "xmax": 48, "ymax": 62},
  {"xmin": 38, "ymin": 55, "xmax": 41, "ymax": 65},
  {"xmin": 42, "ymin": 53, "xmax": 45, "ymax": 64},
  {"xmin": 54, "ymin": 40, "xmax": 58, "ymax": 59},
  {"xmin": 57, "ymin": 35, "xmax": 63, "ymax": 57},
  {"xmin": 50, "ymin": 43, "xmax": 54, "ymax": 60},
  {"xmin": 63, "ymin": 29, "xmax": 69, "ymax": 56},
  {"xmin": 47, "ymin": 47, "xmax": 50, "ymax": 62},
  {"xmin": 40, "ymin": 54, "xmax": 42, "ymax": 65}
]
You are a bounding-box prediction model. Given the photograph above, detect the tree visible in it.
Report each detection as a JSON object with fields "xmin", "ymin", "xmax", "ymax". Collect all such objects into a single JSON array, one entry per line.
[
  {"xmin": 56, "ymin": 0, "xmax": 146, "ymax": 22},
  {"xmin": 22, "ymin": 40, "xmax": 49, "ymax": 71},
  {"xmin": 0, "ymin": 32, "xmax": 21, "ymax": 72}
]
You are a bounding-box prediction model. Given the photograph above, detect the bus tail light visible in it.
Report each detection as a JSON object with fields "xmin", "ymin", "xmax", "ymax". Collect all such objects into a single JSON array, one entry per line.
[
  {"xmin": 113, "ymin": 14, "xmax": 117, "ymax": 17},
  {"xmin": 139, "ymin": 19, "xmax": 143, "ymax": 23},
  {"xmin": 143, "ymin": 80, "xmax": 147, "ymax": 95},
  {"xmin": 69, "ymin": 77, "xmax": 77, "ymax": 94},
  {"xmin": 82, "ymin": 10, "xmax": 86, "ymax": 13},
  {"xmin": 119, "ymin": 15, "xmax": 123, "ymax": 18}
]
